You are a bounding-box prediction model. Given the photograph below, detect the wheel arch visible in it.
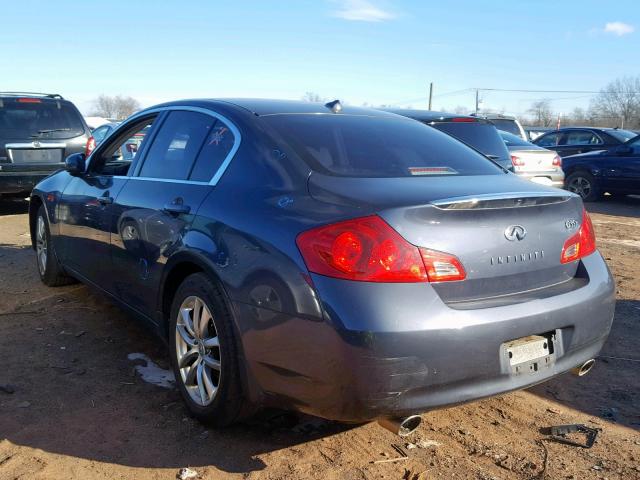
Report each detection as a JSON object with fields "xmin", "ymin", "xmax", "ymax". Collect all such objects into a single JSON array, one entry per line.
[{"xmin": 158, "ymin": 251, "xmax": 231, "ymax": 339}]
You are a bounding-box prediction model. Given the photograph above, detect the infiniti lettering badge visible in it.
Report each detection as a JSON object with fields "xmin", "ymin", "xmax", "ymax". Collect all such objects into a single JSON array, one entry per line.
[{"xmin": 504, "ymin": 225, "xmax": 527, "ymax": 241}]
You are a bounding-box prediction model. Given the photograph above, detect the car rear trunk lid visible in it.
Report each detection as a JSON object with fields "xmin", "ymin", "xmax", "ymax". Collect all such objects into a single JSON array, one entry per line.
[{"xmin": 308, "ymin": 173, "xmax": 585, "ymax": 303}]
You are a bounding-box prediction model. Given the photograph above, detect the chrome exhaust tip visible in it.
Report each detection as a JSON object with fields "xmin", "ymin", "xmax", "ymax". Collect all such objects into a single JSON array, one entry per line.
[
  {"xmin": 571, "ymin": 358, "xmax": 595, "ymax": 377},
  {"xmin": 378, "ymin": 415, "xmax": 422, "ymax": 437}
]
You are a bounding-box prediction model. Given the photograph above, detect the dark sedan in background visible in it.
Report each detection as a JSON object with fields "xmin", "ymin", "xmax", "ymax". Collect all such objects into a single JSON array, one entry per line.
[
  {"xmin": 533, "ymin": 127, "xmax": 636, "ymax": 157},
  {"xmin": 563, "ymin": 134, "xmax": 640, "ymax": 201},
  {"xmin": 386, "ymin": 109, "xmax": 513, "ymax": 170},
  {"xmin": 29, "ymin": 99, "xmax": 614, "ymax": 434}
]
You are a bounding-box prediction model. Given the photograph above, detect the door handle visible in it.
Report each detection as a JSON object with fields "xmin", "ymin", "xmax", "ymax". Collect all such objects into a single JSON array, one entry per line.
[
  {"xmin": 98, "ymin": 196, "xmax": 113, "ymax": 205},
  {"xmin": 163, "ymin": 200, "xmax": 191, "ymax": 215}
]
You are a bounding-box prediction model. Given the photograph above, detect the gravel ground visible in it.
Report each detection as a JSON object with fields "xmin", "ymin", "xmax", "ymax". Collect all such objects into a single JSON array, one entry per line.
[{"xmin": 0, "ymin": 196, "xmax": 638, "ymax": 480}]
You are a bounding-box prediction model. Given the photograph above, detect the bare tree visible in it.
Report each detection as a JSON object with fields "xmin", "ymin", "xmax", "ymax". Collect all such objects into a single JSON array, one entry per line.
[
  {"xmin": 527, "ymin": 99, "xmax": 554, "ymax": 127},
  {"xmin": 301, "ymin": 92, "xmax": 324, "ymax": 103},
  {"xmin": 90, "ymin": 95, "xmax": 141, "ymax": 120},
  {"xmin": 590, "ymin": 76, "xmax": 640, "ymax": 129}
]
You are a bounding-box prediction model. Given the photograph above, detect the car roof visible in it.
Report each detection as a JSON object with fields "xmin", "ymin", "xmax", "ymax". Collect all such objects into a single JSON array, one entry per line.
[
  {"xmin": 382, "ymin": 108, "xmax": 488, "ymax": 123},
  {"xmin": 0, "ymin": 91, "xmax": 64, "ymax": 100},
  {"xmin": 474, "ymin": 113, "xmax": 517, "ymax": 121},
  {"xmin": 145, "ymin": 98, "xmax": 401, "ymax": 118}
]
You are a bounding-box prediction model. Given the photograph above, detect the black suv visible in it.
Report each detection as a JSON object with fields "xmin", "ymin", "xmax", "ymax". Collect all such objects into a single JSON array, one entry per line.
[
  {"xmin": 385, "ymin": 109, "xmax": 512, "ymax": 170},
  {"xmin": 0, "ymin": 92, "xmax": 90, "ymax": 197}
]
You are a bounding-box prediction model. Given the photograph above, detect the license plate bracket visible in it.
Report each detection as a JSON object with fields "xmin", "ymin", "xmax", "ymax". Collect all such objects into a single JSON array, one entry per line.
[{"xmin": 503, "ymin": 334, "xmax": 555, "ymax": 375}]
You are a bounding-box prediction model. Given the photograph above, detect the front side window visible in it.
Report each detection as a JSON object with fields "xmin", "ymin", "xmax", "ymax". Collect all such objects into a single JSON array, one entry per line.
[
  {"xmin": 536, "ymin": 132, "xmax": 561, "ymax": 147},
  {"xmin": 565, "ymin": 130, "xmax": 602, "ymax": 146},
  {"xmin": 264, "ymin": 114, "xmax": 502, "ymax": 177},
  {"xmin": 91, "ymin": 118, "xmax": 155, "ymax": 176},
  {"xmin": 139, "ymin": 111, "xmax": 214, "ymax": 180}
]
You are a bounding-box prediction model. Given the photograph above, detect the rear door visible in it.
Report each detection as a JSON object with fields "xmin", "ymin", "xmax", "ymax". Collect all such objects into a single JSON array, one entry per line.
[
  {"xmin": 110, "ymin": 108, "xmax": 238, "ymax": 318},
  {"xmin": 560, "ymin": 129, "xmax": 604, "ymax": 157}
]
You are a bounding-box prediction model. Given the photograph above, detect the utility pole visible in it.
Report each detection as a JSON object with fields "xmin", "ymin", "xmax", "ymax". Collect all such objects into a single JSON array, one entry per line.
[
  {"xmin": 428, "ymin": 82, "xmax": 433, "ymax": 110},
  {"xmin": 475, "ymin": 89, "xmax": 479, "ymax": 114}
]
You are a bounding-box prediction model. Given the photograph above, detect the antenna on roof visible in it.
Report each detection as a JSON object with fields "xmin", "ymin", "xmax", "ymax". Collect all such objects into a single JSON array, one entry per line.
[{"xmin": 324, "ymin": 99, "xmax": 342, "ymax": 113}]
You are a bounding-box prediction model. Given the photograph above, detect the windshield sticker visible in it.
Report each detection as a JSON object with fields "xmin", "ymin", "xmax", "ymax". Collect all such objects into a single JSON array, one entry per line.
[{"xmin": 408, "ymin": 166, "xmax": 458, "ymax": 176}]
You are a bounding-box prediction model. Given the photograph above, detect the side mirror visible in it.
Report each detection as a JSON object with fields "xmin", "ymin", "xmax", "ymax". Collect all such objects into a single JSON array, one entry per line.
[
  {"xmin": 614, "ymin": 145, "xmax": 632, "ymax": 155},
  {"xmin": 65, "ymin": 153, "xmax": 86, "ymax": 176}
]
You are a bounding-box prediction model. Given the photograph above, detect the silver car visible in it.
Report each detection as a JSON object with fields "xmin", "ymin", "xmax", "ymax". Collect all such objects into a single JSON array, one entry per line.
[{"xmin": 500, "ymin": 130, "xmax": 564, "ymax": 188}]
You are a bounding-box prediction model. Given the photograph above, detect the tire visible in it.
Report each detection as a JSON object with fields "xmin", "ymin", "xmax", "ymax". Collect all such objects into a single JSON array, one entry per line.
[
  {"xmin": 169, "ymin": 273, "xmax": 246, "ymax": 426},
  {"xmin": 35, "ymin": 205, "xmax": 75, "ymax": 287},
  {"xmin": 565, "ymin": 171, "xmax": 600, "ymax": 202}
]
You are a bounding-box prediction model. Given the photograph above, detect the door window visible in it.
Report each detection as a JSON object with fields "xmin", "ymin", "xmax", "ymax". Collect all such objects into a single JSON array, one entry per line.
[
  {"xmin": 565, "ymin": 130, "xmax": 603, "ymax": 146},
  {"xmin": 188, "ymin": 120, "xmax": 236, "ymax": 182},
  {"xmin": 536, "ymin": 132, "xmax": 561, "ymax": 147},
  {"xmin": 139, "ymin": 111, "xmax": 215, "ymax": 181},
  {"xmin": 90, "ymin": 118, "xmax": 155, "ymax": 176}
]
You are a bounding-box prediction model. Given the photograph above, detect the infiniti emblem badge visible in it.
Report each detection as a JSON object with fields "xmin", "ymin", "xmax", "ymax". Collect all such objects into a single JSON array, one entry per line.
[{"xmin": 504, "ymin": 225, "xmax": 527, "ymax": 241}]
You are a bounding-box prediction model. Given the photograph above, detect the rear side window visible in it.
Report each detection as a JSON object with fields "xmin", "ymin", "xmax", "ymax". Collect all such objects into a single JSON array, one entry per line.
[
  {"xmin": 140, "ymin": 111, "xmax": 215, "ymax": 180},
  {"xmin": 189, "ymin": 120, "xmax": 235, "ymax": 182},
  {"xmin": 263, "ymin": 115, "xmax": 502, "ymax": 177},
  {"xmin": 565, "ymin": 131, "xmax": 602, "ymax": 146},
  {"xmin": 0, "ymin": 99, "xmax": 85, "ymax": 139}
]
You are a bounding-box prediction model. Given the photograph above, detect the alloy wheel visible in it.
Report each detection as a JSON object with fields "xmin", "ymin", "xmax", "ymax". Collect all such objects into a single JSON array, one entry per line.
[
  {"xmin": 36, "ymin": 216, "xmax": 48, "ymax": 276},
  {"xmin": 175, "ymin": 295, "xmax": 221, "ymax": 406},
  {"xmin": 568, "ymin": 176, "xmax": 592, "ymax": 199}
]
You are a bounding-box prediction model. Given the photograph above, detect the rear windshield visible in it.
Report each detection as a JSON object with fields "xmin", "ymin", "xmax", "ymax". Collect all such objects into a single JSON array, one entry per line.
[
  {"xmin": 0, "ymin": 99, "xmax": 85, "ymax": 139},
  {"xmin": 488, "ymin": 118, "xmax": 521, "ymax": 136},
  {"xmin": 263, "ymin": 115, "xmax": 503, "ymax": 178},
  {"xmin": 430, "ymin": 121, "xmax": 511, "ymax": 168},
  {"xmin": 499, "ymin": 130, "xmax": 533, "ymax": 147},
  {"xmin": 608, "ymin": 129, "xmax": 637, "ymax": 142}
]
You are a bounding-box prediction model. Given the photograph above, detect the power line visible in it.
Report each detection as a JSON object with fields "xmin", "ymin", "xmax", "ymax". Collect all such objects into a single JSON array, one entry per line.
[{"xmin": 475, "ymin": 87, "xmax": 640, "ymax": 94}]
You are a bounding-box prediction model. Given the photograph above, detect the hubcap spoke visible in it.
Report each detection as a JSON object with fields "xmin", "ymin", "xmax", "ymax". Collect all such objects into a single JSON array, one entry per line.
[
  {"xmin": 201, "ymin": 366, "xmax": 217, "ymax": 398},
  {"xmin": 179, "ymin": 347, "xmax": 199, "ymax": 368},
  {"xmin": 185, "ymin": 357, "xmax": 201, "ymax": 385},
  {"xmin": 180, "ymin": 308, "xmax": 196, "ymax": 337},
  {"xmin": 196, "ymin": 363, "xmax": 207, "ymax": 404},
  {"xmin": 177, "ymin": 325, "xmax": 197, "ymax": 347},
  {"xmin": 202, "ymin": 354, "xmax": 221, "ymax": 370},
  {"xmin": 202, "ymin": 336, "xmax": 219, "ymax": 348}
]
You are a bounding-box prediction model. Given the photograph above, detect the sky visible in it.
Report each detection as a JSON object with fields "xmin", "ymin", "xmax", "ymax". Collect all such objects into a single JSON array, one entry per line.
[{"xmin": 1, "ymin": 0, "xmax": 638, "ymax": 117}]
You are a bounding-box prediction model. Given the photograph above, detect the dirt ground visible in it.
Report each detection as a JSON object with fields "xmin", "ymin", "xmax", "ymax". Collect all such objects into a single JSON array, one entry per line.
[{"xmin": 0, "ymin": 196, "xmax": 638, "ymax": 480}]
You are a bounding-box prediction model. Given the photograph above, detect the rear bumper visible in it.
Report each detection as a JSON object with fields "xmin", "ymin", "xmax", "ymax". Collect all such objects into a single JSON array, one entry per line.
[
  {"xmin": 236, "ymin": 251, "xmax": 615, "ymax": 422},
  {"xmin": 516, "ymin": 171, "xmax": 564, "ymax": 188},
  {"xmin": 0, "ymin": 166, "xmax": 62, "ymax": 194}
]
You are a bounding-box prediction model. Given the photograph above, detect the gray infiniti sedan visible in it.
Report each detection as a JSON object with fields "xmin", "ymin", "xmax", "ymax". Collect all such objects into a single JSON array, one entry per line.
[{"xmin": 30, "ymin": 99, "xmax": 615, "ymax": 435}]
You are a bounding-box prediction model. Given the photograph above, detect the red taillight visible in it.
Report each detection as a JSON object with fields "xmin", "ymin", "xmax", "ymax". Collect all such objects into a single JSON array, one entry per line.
[
  {"xmin": 17, "ymin": 97, "xmax": 41, "ymax": 103},
  {"xmin": 552, "ymin": 154, "xmax": 562, "ymax": 167},
  {"xmin": 561, "ymin": 209, "xmax": 596, "ymax": 264},
  {"xmin": 85, "ymin": 136, "xmax": 96, "ymax": 157},
  {"xmin": 296, "ymin": 215, "xmax": 466, "ymax": 283},
  {"xmin": 511, "ymin": 154, "xmax": 525, "ymax": 167},
  {"xmin": 420, "ymin": 248, "xmax": 466, "ymax": 282},
  {"xmin": 452, "ymin": 117, "xmax": 476, "ymax": 123}
]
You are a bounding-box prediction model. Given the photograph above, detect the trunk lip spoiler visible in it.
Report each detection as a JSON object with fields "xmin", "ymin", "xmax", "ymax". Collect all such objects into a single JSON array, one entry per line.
[{"xmin": 430, "ymin": 191, "xmax": 575, "ymax": 210}]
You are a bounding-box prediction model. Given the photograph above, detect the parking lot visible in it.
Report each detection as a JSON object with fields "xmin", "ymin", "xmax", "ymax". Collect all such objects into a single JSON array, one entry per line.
[{"xmin": 0, "ymin": 196, "xmax": 638, "ymax": 480}]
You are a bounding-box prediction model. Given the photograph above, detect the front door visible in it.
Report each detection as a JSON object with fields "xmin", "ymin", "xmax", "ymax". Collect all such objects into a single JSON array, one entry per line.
[{"xmin": 57, "ymin": 115, "xmax": 158, "ymax": 289}]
